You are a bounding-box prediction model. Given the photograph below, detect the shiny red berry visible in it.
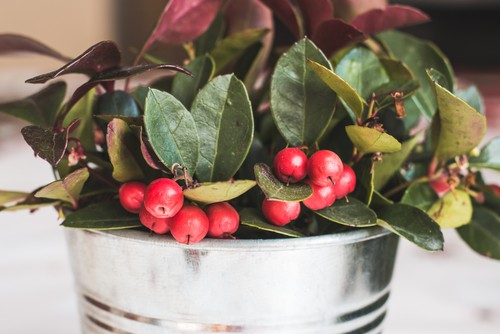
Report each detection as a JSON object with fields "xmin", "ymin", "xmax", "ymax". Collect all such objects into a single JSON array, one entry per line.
[
  {"xmin": 272, "ymin": 147, "xmax": 308, "ymax": 183},
  {"xmin": 302, "ymin": 179, "xmax": 336, "ymax": 210},
  {"xmin": 206, "ymin": 202, "xmax": 240, "ymax": 238},
  {"xmin": 261, "ymin": 198, "xmax": 300, "ymax": 226},
  {"xmin": 118, "ymin": 181, "xmax": 147, "ymax": 213},
  {"xmin": 139, "ymin": 205, "xmax": 172, "ymax": 234},
  {"xmin": 429, "ymin": 179, "xmax": 451, "ymax": 198},
  {"xmin": 334, "ymin": 164, "xmax": 357, "ymax": 199},
  {"xmin": 170, "ymin": 205, "xmax": 209, "ymax": 244},
  {"xmin": 143, "ymin": 178, "xmax": 184, "ymax": 218},
  {"xmin": 307, "ymin": 150, "xmax": 343, "ymax": 187}
]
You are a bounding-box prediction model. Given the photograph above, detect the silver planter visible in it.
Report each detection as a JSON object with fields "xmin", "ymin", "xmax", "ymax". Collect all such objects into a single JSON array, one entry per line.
[{"xmin": 65, "ymin": 226, "xmax": 399, "ymax": 334}]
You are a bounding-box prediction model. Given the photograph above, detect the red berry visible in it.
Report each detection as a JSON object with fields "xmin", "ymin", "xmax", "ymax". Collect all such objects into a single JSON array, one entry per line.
[
  {"xmin": 307, "ymin": 150, "xmax": 343, "ymax": 187},
  {"xmin": 334, "ymin": 164, "xmax": 357, "ymax": 199},
  {"xmin": 119, "ymin": 181, "xmax": 147, "ymax": 213},
  {"xmin": 261, "ymin": 199, "xmax": 300, "ymax": 226},
  {"xmin": 302, "ymin": 180, "xmax": 336, "ymax": 210},
  {"xmin": 143, "ymin": 178, "xmax": 184, "ymax": 218},
  {"xmin": 488, "ymin": 184, "xmax": 500, "ymax": 196},
  {"xmin": 272, "ymin": 147, "xmax": 308, "ymax": 183},
  {"xmin": 139, "ymin": 205, "xmax": 172, "ymax": 234},
  {"xmin": 206, "ymin": 202, "xmax": 240, "ymax": 238},
  {"xmin": 170, "ymin": 205, "xmax": 209, "ymax": 244},
  {"xmin": 429, "ymin": 179, "xmax": 451, "ymax": 198}
]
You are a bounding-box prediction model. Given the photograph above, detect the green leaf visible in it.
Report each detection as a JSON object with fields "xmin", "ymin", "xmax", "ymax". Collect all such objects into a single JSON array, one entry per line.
[
  {"xmin": 0, "ymin": 191, "xmax": 28, "ymax": 206},
  {"xmin": 0, "ymin": 82, "xmax": 66, "ymax": 126},
  {"xmin": 377, "ymin": 204, "xmax": 444, "ymax": 251},
  {"xmin": 469, "ymin": 137, "xmax": 500, "ymax": 171},
  {"xmin": 427, "ymin": 189, "xmax": 472, "ymax": 228},
  {"xmin": 94, "ymin": 90, "xmax": 141, "ymax": 117},
  {"xmin": 373, "ymin": 134, "xmax": 421, "ymax": 190},
  {"xmin": 191, "ymin": 74, "xmax": 254, "ymax": 182},
  {"xmin": 194, "ymin": 12, "xmax": 225, "ymax": 56},
  {"xmin": 254, "ymin": 163, "xmax": 312, "ymax": 202},
  {"xmin": 106, "ymin": 118, "xmax": 145, "ymax": 182},
  {"xmin": 210, "ymin": 28, "xmax": 269, "ymax": 73},
  {"xmin": 35, "ymin": 168, "xmax": 89, "ymax": 208},
  {"xmin": 307, "ymin": 59, "xmax": 365, "ymax": 118},
  {"xmin": 239, "ymin": 208, "xmax": 304, "ymax": 238},
  {"xmin": 270, "ymin": 38, "xmax": 337, "ymax": 146},
  {"xmin": 401, "ymin": 181, "xmax": 438, "ymax": 212},
  {"xmin": 377, "ymin": 30, "xmax": 454, "ymax": 119},
  {"xmin": 183, "ymin": 180, "xmax": 256, "ymax": 205},
  {"xmin": 345, "ymin": 125, "xmax": 401, "ymax": 154},
  {"xmin": 457, "ymin": 206, "xmax": 500, "ymax": 260},
  {"xmin": 456, "ymin": 85, "xmax": 485, "ymax": 115},
  {"xmin": 335, "ymin": 47, "xmax": 389, "ymax": 103},
  {"xmin": 352, "ymin": 157, "xmax": 375, "ymax": 205},
  {"xmin": 1, "ymin": 194, "xmax": 59, "ymax": 212},
  {"xmin": 431, "ymin": 81, "xmax": 486, "ymax": 161},
  {"xmin": 371, "ymin": 79, "xmax": 420, "ymax": 110},
  {"xmin": 61, "ymin": 200, "xmax": 141, "ymax": 230},
  {"xmin": 144, "ymin": 89, "xmax": 199, "ymax": 175},
  {"xmin": 314, "ymin": 197, "xmax": 377, "ymax": 227},
  {"xmin": 171, "ymin": 55, "xmax": 215, "ymax": 109},
  {"xmin": 63, "ymin": 88, "xmax": 96, "ymax": 150}
]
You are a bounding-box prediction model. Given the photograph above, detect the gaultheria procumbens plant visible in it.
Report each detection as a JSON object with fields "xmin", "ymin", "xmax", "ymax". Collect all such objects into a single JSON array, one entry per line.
[{"xmin": 0, "ymin": 0, "xmax": 499, "ymax": 256}]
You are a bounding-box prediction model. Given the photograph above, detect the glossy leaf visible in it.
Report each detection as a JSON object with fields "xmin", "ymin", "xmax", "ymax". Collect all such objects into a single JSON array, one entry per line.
[
  {"xmin": 377, "ymin": 204, "xmax": 443, "ymax": 251},
  {"xmin": 270, "ymin": 38, "xmax": 337, "ymax": 146},
  {"xmin": 61, "ymin": 200, "xmax": 141, "ymax": 230},
  {"xmin": 431, "ymin": 81, "xmax": 486, "ymax": 161},
  {"xmin": 183, "ymin": 180, "xmax": 256, "ymax": 205},
  {"xmin": 137, "ymin": 126, "xmax": 163, "ymax": 170},
  {"xmin": 307, "ymin": 59, "xmax": 365, "ymax": 118},
  {"xmin": 26, "ymin": 40, "xmax": 121, "ymax": 84},
  {"xmin": 21, "ymin": 120, "xmax": 79, "ymax": 167},
  {"xmin": 144, "ymin": 89, "xmax": 199, "ymax": 175},
  {"xmin": 314, "ymin": 197, "xmax": 377, "ymax": 227},
  {"xmin": 0, "ymin": 33, "xmax": 69, "ymax": 61},
  {"xmin": 171, "ymin": 55, "xmax": 214, "ymax": 109},
  {"xmin": 296, "ymin": 0, "xmax": 333, "ymax": 36},
  {"xmin": 259, "ymin": 0, "xmax": 300, "ymax": 38},
  {"xmin": 377, "ymin": 30, "xmax": 454, "ymax": 119},
  {"xmin": 457, "ymin": 206, "xmax": 500, "ymax": 260},
  {"xmin": 193, "ymin": 12, "xmax": 225, "ymax": 56},
  {"xmin": 456, "ymin": 85, "xmax": 485, "ymax": 115},
  {"xmin": 87, "ymin": 64, "xmax": 192, "ymax": 83},
  {"xmin": 373, "ymin": 134, "xmax": 421, "ymax": 190},
  {"xmin": 312, "ymin": 19, "xmax": 366, "ymax": 57},
  {"xmin": 371, "ymin": 79, "xmax": 420, "ymax": 110},
  {"xmin": 254, "ymin": 163, "xmax": 312, "ymax": 202},
  {"xmin": 427, "ymin": 189, "xmax": 472, "ymax": 228},
  {"xmin": 106, "ymin": 118, "xmax": 145, "ymax": 182},
  {"xmin": 469, "ymin": 137, "xmax": 500, "ymax": 171},
  {"xmin": 351, "ymin": 5, "xmax": 430, "ymax": 35},
  {"xmin": 345, "ymin": 125, "xmax": 401, "ymax": 154},
  {"xmin": 94, "ymin": 91, "xmax": 140, "ymax": 118},
  {"xmin": 353, "ymin": 158, "xmax": 375, "ymax": 205},
  {"xmin": 0, "ymin": 191, "xmax": 28, "ymax": 206},
  {"xmin": 141, "ymin": 0, "xmax": 223, "ymax": 53},
  {"xmin": 191, "ymin": 74, "xmax": 253, "ymax": 182},
  {"xmin": 0, "ymin": 82, "xmax": 66, "ymax": 127},
  {"xmin": 34, "ymin": 168, "xmax": 89, "ymax": 208},
  {"xmin": 210, "ymin": 28, "xmax": 269, "ymax": 73},
  {"xmin": 63, "ymin": 88, "xmax": 95, "ymax": 150},
  {"xmin": 239, "ymin": 208, "xmax": 304, "ymax": 237},
  {"xmin": 400, "ymin": 181, "xmax": 438, "ymax": 212}
]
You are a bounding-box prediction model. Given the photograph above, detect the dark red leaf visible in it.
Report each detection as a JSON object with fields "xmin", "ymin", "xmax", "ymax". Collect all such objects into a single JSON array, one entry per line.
[
  {"xmin": 139, "ymin": 127, "xmax": 163, "ymax": 170},
  {"xmin": 312, "ymin": 19, "xmax": 367, "ymax": 57},
  {"xmin": 0, "ymin": 33, "xmax": 70, "ymax": 61},
  {"xmin": 259, "ymin": 0, "xmax": 300, "ymax": 39},
  {"xmin": 351, "ymin": 5, "xmax": 430, "ymax": 35},
  {"xmin": 25, "ymin": 40, "xmax": 121, "ymax": 84},
  {"xmin": 20, "ymin": 119, "xmax": 79, "ymax": 167},
  {"xmin": 296, "ymin": 0, "xmax": 333, "ymax": 36}
]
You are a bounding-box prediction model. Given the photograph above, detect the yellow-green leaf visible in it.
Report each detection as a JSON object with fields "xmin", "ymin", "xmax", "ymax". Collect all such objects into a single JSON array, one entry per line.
[
  {"xmin": 35, "ymin": 168, "xmax": 89, "ymax": 208},
  {"xmin": 183, "ymin": 180, "xmax": 256, "ymax": 205},
  {"xmin": 345, "ymin": 125, "xmax": 401, "ymax": 154},
  {"xmin": 427, "ymin": 189, "xmax": 472, "ymax": 228}
]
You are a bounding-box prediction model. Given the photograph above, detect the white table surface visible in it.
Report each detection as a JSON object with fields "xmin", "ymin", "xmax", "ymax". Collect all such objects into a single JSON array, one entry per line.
[{"xmin": 1, "ymin": 119, "xmax": 499, "ymax": 334}]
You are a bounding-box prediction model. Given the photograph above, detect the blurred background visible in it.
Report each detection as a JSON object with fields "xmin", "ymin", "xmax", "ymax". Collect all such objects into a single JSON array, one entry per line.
[{"xmin": 1, "ymin": 0, "xmax": 499, "ymax": 333}]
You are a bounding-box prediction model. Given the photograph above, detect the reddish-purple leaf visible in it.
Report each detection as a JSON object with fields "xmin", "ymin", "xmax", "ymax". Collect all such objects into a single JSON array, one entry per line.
[
  {"xmin": 259, "ymin": 0, "xmax": 300, "ymax": 39},
  {"xmin": 296, "ymin": 0, "xmax": 333, "ymax": 36},
  {"xmin": 21, "ymin": 119, "xmax": 79, "ymax": 167},
  {"xmin": 139, "ymin": 127, "xmax": 163, "ymax": 170},
  {"xmin": 332, "ymin": 0, "xmax": 387, "ymax": 22},
  {"xmin": 351, "ymin": 5, "xmax": 430, "ymax": 35},
  {"xmin": 0, "ymin": 33, "xmax": 70, "ymax": 61},
  {"xmin": 312, "ymin": 19, "xmax": 367, "ymax": 57},
  {"xmin": 25, "ymin": 40, "xmax": 121, "ymax": 84}
]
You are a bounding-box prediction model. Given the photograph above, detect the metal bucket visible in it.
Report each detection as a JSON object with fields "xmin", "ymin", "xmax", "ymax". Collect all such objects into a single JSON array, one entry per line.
[{"xmin": 65, "ymin": 226, "xmax": 399, "ymax": 334}]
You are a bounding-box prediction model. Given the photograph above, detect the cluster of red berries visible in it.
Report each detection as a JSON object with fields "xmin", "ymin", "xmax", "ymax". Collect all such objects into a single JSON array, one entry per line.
[
  {"xmin": 118, "ymin": 178, "xmax": 239, "ymax": 244},
  {"xmin": 262, "ymin": 148, "xmax": 356, "ymax": 226}
]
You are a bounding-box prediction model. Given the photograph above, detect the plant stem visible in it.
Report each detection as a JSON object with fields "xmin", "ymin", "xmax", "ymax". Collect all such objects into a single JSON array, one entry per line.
[{"xmin": 382, "ymin": 176, "xmax": 428, "ymax": 198}]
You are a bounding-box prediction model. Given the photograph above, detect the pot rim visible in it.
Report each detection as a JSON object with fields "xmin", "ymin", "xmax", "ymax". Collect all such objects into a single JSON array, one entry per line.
[{"xmin": 77, "ymin": 225, "xmax": 393, "ymax": 252}]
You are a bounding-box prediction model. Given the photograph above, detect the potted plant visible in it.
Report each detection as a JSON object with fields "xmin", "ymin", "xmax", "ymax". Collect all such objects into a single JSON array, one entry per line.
[{"xmin": 1, "ymin": 0, "xmax": 499, "ymax": 333}]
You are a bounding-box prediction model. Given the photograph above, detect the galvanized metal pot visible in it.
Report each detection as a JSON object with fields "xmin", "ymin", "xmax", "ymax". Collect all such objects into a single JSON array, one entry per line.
[{"xmin": 65, "ymin": 226, "xmax": 399, "ymax": 334}]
